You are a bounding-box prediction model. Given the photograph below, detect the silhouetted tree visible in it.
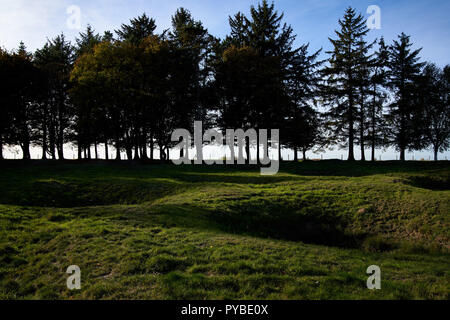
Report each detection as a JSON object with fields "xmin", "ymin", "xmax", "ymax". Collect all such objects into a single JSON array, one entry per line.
[
  {"xmin": 167, "ymin": 8, "xmax": 216, "ymax": 160},
  {"xmin": 386, "ymin": 33, "xmax": 425, "ymax": 161},
  {"xmin": 285, "ymin": 45, "xmax": 323, "ymax": 161},
  {"xmin": 322, "ymin": 7, "xmax": 372, "ymax": 161},
  {"xmin": 416, "ymin": 63, "xmax": 450, "ymax": 160},
  {"xmin": 354, "ymin": 38, "xmax": 375, "ymax": 161},
  {"xmin": 5, "ymin": 43, "xmax": 42, "ymax": 159},
  {"xmin": 75, "ymin": 25, "xmax": 102, "ymax": 58},
  {"xmin": 367, "ymin": 37, "xmax": 389, "ymax": 161},
  {"xmin": 0, "ymin": 48, "xmax": 12, "ymax": 159},
  {"xmin": 116, "ymin": 13, "xmax": 156, "ymax": 44},
  {"xmin": 215, "ymin": 0, "xmax": 298, "ymax": 162},
  {"xmin": 34, "ymin": 34, "xmax": 74, "ymax": 160}
]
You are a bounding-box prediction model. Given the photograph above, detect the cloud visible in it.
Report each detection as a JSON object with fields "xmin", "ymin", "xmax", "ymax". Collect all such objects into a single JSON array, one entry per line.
[{"xmin": 0, "ymin": 0, "xmax": 73, "ymax": 51}]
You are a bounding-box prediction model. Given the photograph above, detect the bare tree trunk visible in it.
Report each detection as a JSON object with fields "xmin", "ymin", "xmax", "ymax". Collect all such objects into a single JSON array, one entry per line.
[
  {"xmin": 57, "ymin": 121, "xmax": 64, "ymax": 160},
  {"xmin": 360, "ymin": 94, "xmax": 366, "ymax": 161},
  {"xmin": 42, "ymin": 116, "xmax": 48, "ymax": 160},
  {"xmin": 115, "ymin": 134, "xmax": 121, "ymax": 161},
  {"xmin": 57, "ymin": 93, "xmax": 65, "ymax": 161},
  {"xmin": 360, "ymin": 129, "xmax": 365, "ymax": 161},
  {"xmin": 49, "ymin": 120, "xmax": 56, "ymax": 160},
  {"xmin": 348, "ymin": 119, "xmax": 355, "ymax": 161},
  {"xmin": 347, "ymin": 85, "xmax": 355, "ymax": 161},
  {"xmin": 21, "ymin": 141, "xmax": 31, "ymax": 160},
  {"xmin": 159, "ymin": 146, "xmax": 166, "ymax": 163},
  {"xmin": 104, "ymin": 142, "xmax": 109, "ymax": 160},
  {"xmin": 134, "ymin": 129, "xmax": 140, "ymax": 160},
  {"xmin": 21, "ymin": 122, "xmax": 31, "ymax": 160},
  {"xmin": 124, "ymin": 131, "xmax": 133, "ymax": 160},
  {"xmin": 134, "ymin": 142, "xmax": 140, "ymax": 160},
  {"xmin": 294, "ymin": 146, "xmax": 298, "ymax": 162},
  {"xmin": 245, "ymin": 136, "xmax": 251, "ymax": 164},
  {"xmin": 141, "ymin": 132, "xmax": 148, "ymax": 159},
  {"xmin": 0, "ymin": 132, "xmax": 3, "ymax": 160},
  {"xmin": 371, "ymin": 143, "xmax": 375, "ymax": 162},
  {"xmin": 150, "ymin": 132, "xmax": 154, "ymax": 160},
  {"xmin": 58, "ymin": 145, "xmax": 64, "ymax": 160},
  {"xmin": 400, "ymin": 148, "xmax": 405, "ymax": 161},
  {"xmin": 399, "ymin": 104, "xmax": 406, "ymax": 161},
  {"xmin": 256, "ymin": 134, "xmax": 260, "ymax": 162},
  {"xmin": 125, "ymin": 146, "xmax": 132, "ymax": 160},
  {"xmin": 371, "ymin": 90, "xmax": 376, "ymax": 162},
  {"xmin": 93, "ymin": 142, "xmax": 97, "ymax": 159},
  {"xmin": 77, "ymin": 139, "xmax": 82, "ymax": 160}
]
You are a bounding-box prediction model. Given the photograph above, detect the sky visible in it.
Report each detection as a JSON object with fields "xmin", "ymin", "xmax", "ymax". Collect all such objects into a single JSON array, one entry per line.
[{"xmin": 0, "ymin": 0, "xmax": 449, "ymax": 160}]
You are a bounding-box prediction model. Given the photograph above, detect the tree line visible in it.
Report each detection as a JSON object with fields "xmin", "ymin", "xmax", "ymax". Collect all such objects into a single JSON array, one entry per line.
[{"xmin": 0, "ymin": 2, "xmax": 449, "ymax": 162}]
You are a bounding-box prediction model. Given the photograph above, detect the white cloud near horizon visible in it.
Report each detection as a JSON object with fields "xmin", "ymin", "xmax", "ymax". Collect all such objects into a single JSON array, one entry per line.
[{"xmin": 0, "ymin": 0, "xmax": 72, "ymax": 51}]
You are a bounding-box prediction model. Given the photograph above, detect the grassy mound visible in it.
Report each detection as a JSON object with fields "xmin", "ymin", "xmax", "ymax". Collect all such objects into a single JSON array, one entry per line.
[{"xmin": 0, "ymin": 160, "xmax": 448, "ymax": 299}]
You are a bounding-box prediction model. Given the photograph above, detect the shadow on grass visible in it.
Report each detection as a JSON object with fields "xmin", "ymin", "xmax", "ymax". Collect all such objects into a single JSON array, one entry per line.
[
  {"xmin": 141, "ymin": 203, "xmax": 446, "ymax": 253},
  {"xmin": 89, "ymin": 201, "xmax": 363, "ymax": 249},
  {"xmin": 209, "ymin": 207, "xmax": 364, "ymax": 248},
  {"xmin": 405, "ymin": 175, "xmax": 450, "ymax": 191},
  {"xmin": 147, "ymin": 160, "xmax": 450, "ymax": 185},
  {"xmin": 0, "ymin": 178, "xmax": 182, "ymax": 207},
  {"xmin": 279, "ymin": 160, "xmax": 450, "ymax": 177},
  {"xmin": 129, "ymin": 202, "xmax": 365, "ymax": 249}
]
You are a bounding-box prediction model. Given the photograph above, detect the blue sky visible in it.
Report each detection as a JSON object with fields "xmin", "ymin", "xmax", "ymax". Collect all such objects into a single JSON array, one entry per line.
[
  {"xmin": 1, "ymin": 0, "xmax": 449, "ymax": 66},
  {"xmin": 0, "ymin": 0, "xmax": 449, "ymax": 160},
  {"xmin": 0, "ymin": 0, "xmax": 450, "ymax": 65}
]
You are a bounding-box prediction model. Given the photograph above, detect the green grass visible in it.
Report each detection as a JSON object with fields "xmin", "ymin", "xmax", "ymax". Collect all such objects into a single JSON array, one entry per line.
[{"xmin": 0, "ymin": 160, "xmax": 449, "ymax": 299}]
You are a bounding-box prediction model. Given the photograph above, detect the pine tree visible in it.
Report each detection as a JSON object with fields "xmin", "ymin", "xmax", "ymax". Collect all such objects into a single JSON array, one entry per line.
[
  {"xmin": 355, "ymin": 38, "xmax": 375, "ymax": 161},
  {"xmin": 168, "ymin": 8, "xmax": 216, "ymax": 161},
  {"xmin": 72, "ymin": 25, "xmax": 104, "ymax": 159},
  {"xmin": 102, "ymin": 31, "xmax": 114, "ymax": 43},
  {"xmin": 367, "ymin": 37, "xmax": 389, "ymax": 161},
  {"xmin": 169, "ymin": 7, "xmax": 216, "ymax": 127},
  {"xmin": 387, "ymin": 33, "xmax": 425, "ymax": 161},
  {"xmin": 246, "ymin": 0, "xmax": 292, "ymax": 59},
  {"xmin": 116, "ymin": 13, "xmax": 156, "ymax": 44},
  {"xmin": 322, "ymin": 7, "xmax": 372, "ymax": 161},
  {"xmin": 7, "ymin": 43, "xmax": 41, "ymax": 159},
  {"xmin": 228, "ymin": 12, "xmax": 248, "ymax": 47},
  {"xmin": 417, "ymin": 64, "xmax": 450, "ymax": 160},
  {"xmin": 75, "ymin": 25, "xmax": 102, "ymax": 58},
  {"xmin": 0, "ymin": 48, "xmax": 12, "ymax": 159},
  {"xmin": 34, "ymin": 34, "xmax": 74, "ymax": 160},
  {"xmin": 285, "ymin": 44, "xmax": 323, "ymax": 161},
  {"xmin": 218, "ymin": 0, "xmax": 298, "ymax": 161},
  {"xmin": 116, "ymin": 13, "xmax": 158, "ymax": 159}
]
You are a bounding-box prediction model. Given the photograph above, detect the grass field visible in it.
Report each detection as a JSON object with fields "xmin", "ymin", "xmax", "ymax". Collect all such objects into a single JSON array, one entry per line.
[{"xmin": 0, "ymin": 160, "xmax": 449, "ymax": 299}]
